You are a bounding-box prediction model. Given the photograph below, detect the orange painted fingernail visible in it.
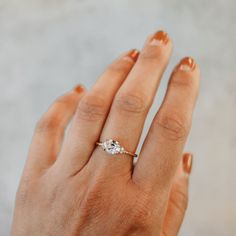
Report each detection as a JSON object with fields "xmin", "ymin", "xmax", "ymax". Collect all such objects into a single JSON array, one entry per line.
[
  {"xmin": 178, "ymin": 57, "xmax": 196, "ymax": 72},
  {"xmin": 73, "ymin": 84, "xmax": 86, "ymax": 93},
  {"xmin": 128, "ymin": 49, "xmax": 140, "ymax": 61},
  {"xmin": 183, "ymin": 153, "xmax": 193, "ymax": 174},
  {"xmin": 150, "ymin": 30, "xmax": 169, "ymax": 46}
]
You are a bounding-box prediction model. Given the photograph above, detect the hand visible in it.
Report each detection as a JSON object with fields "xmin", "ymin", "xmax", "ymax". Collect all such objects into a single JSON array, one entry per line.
[{"xmin": 11, "ymin": 30, "xmax": 200, "ymax": 236}]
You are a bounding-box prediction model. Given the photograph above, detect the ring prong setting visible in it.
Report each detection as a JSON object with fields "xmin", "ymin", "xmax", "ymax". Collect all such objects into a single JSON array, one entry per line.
[{"xmin": 96, "ymin": 139, "xmax": 137, "ymax": 158}]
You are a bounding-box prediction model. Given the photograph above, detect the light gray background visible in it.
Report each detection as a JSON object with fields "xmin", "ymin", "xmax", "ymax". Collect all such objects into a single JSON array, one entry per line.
[{"xmin": 0, "ymin": 0, "xmax": 235, "ymax": 235}]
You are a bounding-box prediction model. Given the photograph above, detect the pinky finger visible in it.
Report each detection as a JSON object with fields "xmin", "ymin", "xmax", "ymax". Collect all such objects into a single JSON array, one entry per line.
[
  {"xmin": 25, "ymin": 85, "xmax": 86, "ymax": 175},
  {"xmin": 161, "ymin": 153, "xmax": 193, "ymax": 236}
]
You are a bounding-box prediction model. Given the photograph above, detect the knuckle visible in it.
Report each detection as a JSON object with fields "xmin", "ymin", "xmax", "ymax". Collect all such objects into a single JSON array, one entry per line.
[
  {"xmin": 45, "ymin": 180, "xmax": 66, "ymax": 206},
  {"xmin": 82, "ymin": 189, "xmax": 102, "ymax": 210},
  {"xmin": 79, "ymin": 181, "xmax": 110, "ymax": 219},
  {"xmin": 107, "ymin": 59, "xmax": 133, "ymax": 74},
  {"xmin": 170, "ymin": 73, "xmax": 195, "ymax": 88},
  {"xmin": 154, "ymin": 112, "xmax": 190, "ymax": 141},
  {"xmin": 170, "ymin": 188, "xmax": 188, "ymax": 214},
  {"xmin": 126, "ymin": 193, "xmax": 153, "ymax": 228},
  {"xmin": 139, "ymin": 46, "xmax": 165, "ymax": 63},
  {"xmin": 76, "ymin": 93, "xmax": 107, "ymax": 121},
  {"xmin": 35, "ymin": 94, "xmax": 77, "ymax": 134},
  {"xmin": 114, "ymin": 92, "xmax": 149, "ymax": 114},
  {"xmin": 36, "ymin": 115, "xmax": 62, "ymax": 133},
  {"xmin": 128, "ymin": 207, "xmax": 153, "ymax": 231},
  {"xmin": 131, "ymin": 206, "xmax": 151, "ymax": 226},
  {"xmin": 54, "ymin": 94, "xmax": 75, "ymax": 107}
]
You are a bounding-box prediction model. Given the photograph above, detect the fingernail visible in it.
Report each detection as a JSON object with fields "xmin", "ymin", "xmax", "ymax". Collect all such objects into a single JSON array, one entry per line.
[
  {"xmin": 178, "ymin": 57, "xmax": 196, "ymax": 72},
  {"xmin": 183, "ymin": 153, "xmax": 193, "ymax": 175},
  {"xmin": 128, "ymin": 49, "xmax": 140, "ymax": 61},
  {"xmin": 73, "ymin": 84, "xmax": 86, "ymax": 93},
  {"xmin": 150, "ymin": 30, "xmax": 169, "ymax": 46}
]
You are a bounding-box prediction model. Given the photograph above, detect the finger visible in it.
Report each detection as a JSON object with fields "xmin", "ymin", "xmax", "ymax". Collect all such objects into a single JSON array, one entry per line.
[
  {"xmin": 25, "ymin": 85, "xmax": 86, "ymax": 174},
  {"xmin": 133, "ymin": 57, "xmax": 200, "ymax": 190},
  {"xmin": 90, "ymin": 31, "xmax": 173, "ymax": 175},
  {"xmin": 56, "ymin": 50, "xmax": 139, "ymax": 176},
  {"xmin": 161, "ymin": 153, "xmax": 192, "ymax": 236}
]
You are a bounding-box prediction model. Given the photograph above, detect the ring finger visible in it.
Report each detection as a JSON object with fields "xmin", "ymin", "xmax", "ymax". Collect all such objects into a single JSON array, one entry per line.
[{"xmin": 89, "ymin": 30, "xmax": 173, "ymax": 175}]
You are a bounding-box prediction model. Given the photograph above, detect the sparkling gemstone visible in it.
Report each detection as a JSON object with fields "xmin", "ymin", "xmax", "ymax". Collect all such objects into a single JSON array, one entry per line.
[{"xmin": 103, "ymin": 139, "xmax": 121, "ymax": 155}]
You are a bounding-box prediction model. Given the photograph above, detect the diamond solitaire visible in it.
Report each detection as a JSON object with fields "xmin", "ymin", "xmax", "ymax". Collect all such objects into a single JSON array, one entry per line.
[{"xmin": 96, "ymin": 139, "xmax": 138, "ymax": 158}]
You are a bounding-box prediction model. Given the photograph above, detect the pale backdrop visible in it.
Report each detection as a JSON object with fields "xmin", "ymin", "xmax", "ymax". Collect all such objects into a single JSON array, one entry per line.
[{"xmin": 0, "ymin": 0, "xmax": 236, "ymax": 235}]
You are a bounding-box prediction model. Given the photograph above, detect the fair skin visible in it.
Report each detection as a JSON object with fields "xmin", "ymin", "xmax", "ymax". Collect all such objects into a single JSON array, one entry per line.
[{"xmin": 11, "ymin": 30, "xmax": 200, "ymax": 236}]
